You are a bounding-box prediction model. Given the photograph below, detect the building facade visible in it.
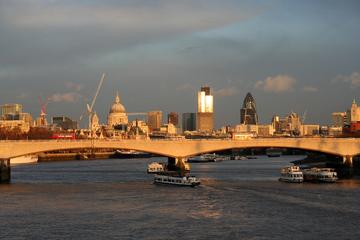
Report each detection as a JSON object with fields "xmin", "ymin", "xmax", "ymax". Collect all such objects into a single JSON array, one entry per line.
[
  {"xmin": 347, "ymin": 99, "xmax": 360, "ymax": 123},
  {"xmin": 332, "ymin": 112, "xmax": 347, "ymax": 127},
  {"xmin": 182, "ymin": 113, "xmax": 196, "ymax": 132},
  {"xmin": 197, "ymin": 86, "xmax": 214, "ymax": 132},
  {"xmin": 147, "ymin": 111, "xmax": 162, "ymax": 132},
  {"xmin": 107, "ymin": 92, "xmax": 128, "ymax": 128},
  {"xmin": 167, "ymin": 112, "xmax": 179, "ymax": 127},
  {"xmin": 1, "ymin": 104, "xmax": 22, "ymax": 119},
  {"xmin": 52, "ymin": 116, "xmax": 78, "ymax": 130},
  {"xmin": 240, "ymin": 93, "xmax": 258, "ymax": 125}
]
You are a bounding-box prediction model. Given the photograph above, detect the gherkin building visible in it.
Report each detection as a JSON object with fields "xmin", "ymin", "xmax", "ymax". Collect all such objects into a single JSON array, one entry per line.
[{"xmin": 240, "ymin": 92, "xmax": 258, "ymax": 125}]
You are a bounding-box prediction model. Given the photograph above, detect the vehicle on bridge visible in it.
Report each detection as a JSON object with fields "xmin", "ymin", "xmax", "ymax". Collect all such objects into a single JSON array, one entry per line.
[{"xmin": 51, "ymin": 133, "xmax": 76, "ymax": 140}]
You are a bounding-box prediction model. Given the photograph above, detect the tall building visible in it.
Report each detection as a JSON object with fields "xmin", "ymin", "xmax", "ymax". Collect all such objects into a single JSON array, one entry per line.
[
  {"xmin": 147, "ymin": 111, "xmax": 162, "ymax": 132},
  {"xmin": 271, "ymin": 112, "xmax": 302, "ymax": 135},
  {"xmin": 347, "ymin": 99, "xmax": 360, "ymax": 123},
  {"xmin": 182, "ymin": 113, "xmax": 196, "ymax": 132},
  {"xmin": 52, "ymin": 116, "xmax": 78, "ymax": 130},
  {"xmin": 240, "ymin": 93, "xmax": 258, "ymax": 125},
  {"xmin": 346, "ymin": 99, "xmax": 360, "ymax": 133},
  {"xmin": 332, "ymin": 112, "xmax": 346, "ymax": 127},
  {"xmin": 1, "ymin": 104, "xmax": 23, "ymax": 119},
  {"xmin": 167, "ymin": 112, "xmax": 179, "ymax": 127},
  {"xmin": 107, "ymin": 92, "xmax": 128, "ymax": 128},
  {"xmin": 197, "ymin": 86, "xmax": 214, "ymax": 132}
]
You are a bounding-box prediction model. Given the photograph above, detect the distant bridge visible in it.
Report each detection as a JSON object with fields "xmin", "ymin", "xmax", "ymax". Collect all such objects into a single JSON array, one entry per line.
[{"xmin": 0, "ymin": 138, "xmax": 359, "ymax": 166}]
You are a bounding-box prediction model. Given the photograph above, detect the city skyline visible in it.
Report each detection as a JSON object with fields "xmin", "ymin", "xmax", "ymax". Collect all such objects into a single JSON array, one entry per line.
[{"xmin": 1, "ymin": 1, "xmax": 360, "ymax": 127}]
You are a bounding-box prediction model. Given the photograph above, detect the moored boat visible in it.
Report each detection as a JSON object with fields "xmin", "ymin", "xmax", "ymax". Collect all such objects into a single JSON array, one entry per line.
[
  {"xmin": 154, "ymin": 174, "xmax": 201, "ymax": 187},
  {"xmin": 147, "ymin": 162, "xmax": 165, "ymax": 174},
  {"xmin": 302, "ymin": 168, "xmax": 338, "ymax": 183},
  {"xmin": 266, "ymin": 148, "xmax": 282, "ymax": 157},
  {"xmin": 279, "ymin": 165, "xmax": 303, "ymax": 183},
  {"xmin": 10, "ymin": 155, "xmax": 38, "ymax": 166},
  {"xmin": 187, "ymin": 153, "xmax": 216, "ymax": 163}
]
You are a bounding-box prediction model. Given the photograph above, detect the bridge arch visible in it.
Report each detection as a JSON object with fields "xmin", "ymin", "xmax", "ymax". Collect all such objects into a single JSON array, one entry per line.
[{"xmin": 181, "ymin": 144, "xmax": 345, "ymax": 159}]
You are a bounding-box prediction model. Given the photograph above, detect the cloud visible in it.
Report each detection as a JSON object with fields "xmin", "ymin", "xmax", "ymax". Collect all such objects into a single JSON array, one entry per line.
[
  {"xmin": 65, "ymin": 82, "xmax": 84, "ymax": 92},
  {"xmin": 303, "ymin": 86, "xmax": 318, "ymax": 92},
  {"xmin": 49, "ymin": 92, "xmax": 82, "ymax": 103},
  {"xmin": 176, "ymin": 83, "xmax": 195, "ymax": 92},
  {"xmin": 3, "ymin": 1, "xmax": 261, "ymax": 30},
  {"xmin": 254, "ymin": 74, "xmax": 296, "ymax": 93},
  {"xmin": 334, "ymin": 72, "xmax": 360, "ymax": 88},
  {"xmin": 213, "ymin": 87, "xmax": 237, "ymax": 97}
]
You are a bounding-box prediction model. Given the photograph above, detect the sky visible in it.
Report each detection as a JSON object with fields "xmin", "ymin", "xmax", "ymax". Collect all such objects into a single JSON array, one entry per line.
[{"xmin": 1, "ymin": 0, "xmax": 360, "ymax": 128}]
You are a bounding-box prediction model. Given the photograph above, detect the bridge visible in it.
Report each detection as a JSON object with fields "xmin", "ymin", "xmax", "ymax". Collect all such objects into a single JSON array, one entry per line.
[
  {"xmin": 1, "ymin": 138, "xmax": 359, "ymax": 182},
  {"xmin": 1, "ymin": 137, "xmax": 359, "ymax": 162}
]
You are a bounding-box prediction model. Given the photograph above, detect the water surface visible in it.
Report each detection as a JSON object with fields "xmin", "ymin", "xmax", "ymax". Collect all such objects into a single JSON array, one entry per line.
[{"xmin": 1, "ymin": 156, "xmax": 359, "ymax": 240}]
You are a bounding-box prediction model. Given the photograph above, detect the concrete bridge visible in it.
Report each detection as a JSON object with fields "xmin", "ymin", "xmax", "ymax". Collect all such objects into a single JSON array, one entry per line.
[
  {"xmin": 1, "ymin": 137, "xmax": 359, "ymax": 182},
  {"xmin": 0, "ymin": 137, "xmax": 359, "ymax": 163}
]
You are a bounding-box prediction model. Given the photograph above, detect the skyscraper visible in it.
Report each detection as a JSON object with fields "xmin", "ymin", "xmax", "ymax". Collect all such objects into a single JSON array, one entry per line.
[
  {"xmin": 182, "ymin": 113, "xmax": 196, "ymax": 132},
  {"xmin": 197, "ymin": 86, "xmax": 214, "ymax": 132},
  {"xmin": 147, "ymin": 111, "xmax": 162, "ymax": 132},
  {"xmin": 167, "ymin": 112, "xmax": 179, "ymax": 127},
  {"xmin": 240, "ymin": 92, "xmax": 258, "ymax": 125}
]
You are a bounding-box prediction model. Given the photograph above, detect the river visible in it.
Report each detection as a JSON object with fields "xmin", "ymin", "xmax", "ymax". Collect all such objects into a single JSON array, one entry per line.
[{"xmin": 1, "ymin": 156, "xmax": 360, "ymax": 240}]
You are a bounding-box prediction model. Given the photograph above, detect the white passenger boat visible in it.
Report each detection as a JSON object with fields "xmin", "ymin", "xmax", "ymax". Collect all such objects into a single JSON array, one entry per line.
[
  {"xmin": 10, "ymin": 155, "xmax": 38, "ymax": 166},
  {"xmin": 154, "ymin": 174, "xmax": 201, "ymax": 187},
  {"xmin": 147, "ymin": 162, "xmax": 165, "ymax": 174},
  {"xmin": 279, "ymin": 166, "xmax": 303, "ymax": 183},
  {"xmin": 303, "ymin": 168, "xmax": 338, "ymax": 183}
]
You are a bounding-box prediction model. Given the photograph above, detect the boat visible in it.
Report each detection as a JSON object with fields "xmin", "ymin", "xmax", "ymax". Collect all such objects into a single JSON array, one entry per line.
[
  {"xmin": 266, "ymin": 148, "xmax": 282, "ymax": 157},
  {"xmin": 187, "ymin": 153, "xmax": 216, "ymax": 163},
  {"xmin": 302, "ymin": 168, "xmax": 338, "ymax": 183},
  {"xmin": 114, "ymin": 150, "xmax": 152, "ymax": 159},
  {"xmin": 153, "ymin": 174, "xmax": 201, "ymax": 187},
  {"xmin": 214, "ymin": 155, "xmax": 230, "ymax": 161},
  {"xmin": 147, "ymin": 162, "xmax": 165, "ymax": 174},
  {"xmin": 10, "ymin": 155, "xmax": 38, "ymax": 166},
  {"xmin": 231, "ymin": 155, "xmax": 247, "ymax": 160},
  {"xmin": 279, "ymin": 166, "xmax": 303, "ymax": 183}
]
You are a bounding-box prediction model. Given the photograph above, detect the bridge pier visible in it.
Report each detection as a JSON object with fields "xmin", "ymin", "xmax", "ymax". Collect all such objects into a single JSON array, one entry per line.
[
  {"xmin": 0, "ymin": 159, "xmax": 11, "ymax": 183},
  {"xmin": 167, "ymin": 157, "xmax": 190, "ymax": 175},
  {"xmin": 343, "ymin": 155, "xmax": 353, "ymax": 168}
]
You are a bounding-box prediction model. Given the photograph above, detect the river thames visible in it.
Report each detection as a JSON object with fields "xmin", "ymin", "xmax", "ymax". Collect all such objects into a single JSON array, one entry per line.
[{"xmin": 1, "ymin": 156, "xmax": 360, "ymax": 240}]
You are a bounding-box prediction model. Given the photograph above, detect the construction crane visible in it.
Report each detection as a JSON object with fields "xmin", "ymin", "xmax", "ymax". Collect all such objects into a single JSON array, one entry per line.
[
  {"xmin": 38, "ymin": 96, "xmax": 50, "ymax": 126},
  {"xmin": 83, "ymin": 73, "xmax": 105, "ymax": 131}
]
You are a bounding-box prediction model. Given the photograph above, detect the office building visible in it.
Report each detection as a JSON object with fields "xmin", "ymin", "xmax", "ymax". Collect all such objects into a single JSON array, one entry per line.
[
  {"xmin": 332, "ymin": 112, "xmax": 347, "ymax": 128},
  {"xmin": 182, "ymin": 113, "xmax": 196, "ymax": 132},
  {"xmin": 167, "ymin": 112, "xmax": 179, "ymax": 127},
  {"xmin": 197, "ymin": 86, "xmax": 214, "ymax": 132},
  {"xmin": 240, "ymin": 93, "xmax": 258, "ymax": 125},
  {"xmin": 147, "ymin": 111, "xmax": 162, "ymax": 132},
  {"xmin": 1, "ymin": 104, "xmax": 23, "ymax": 119},
  {"xmin": 52, "ymin": 116, "xmax": 78, "ymax": 130}
]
